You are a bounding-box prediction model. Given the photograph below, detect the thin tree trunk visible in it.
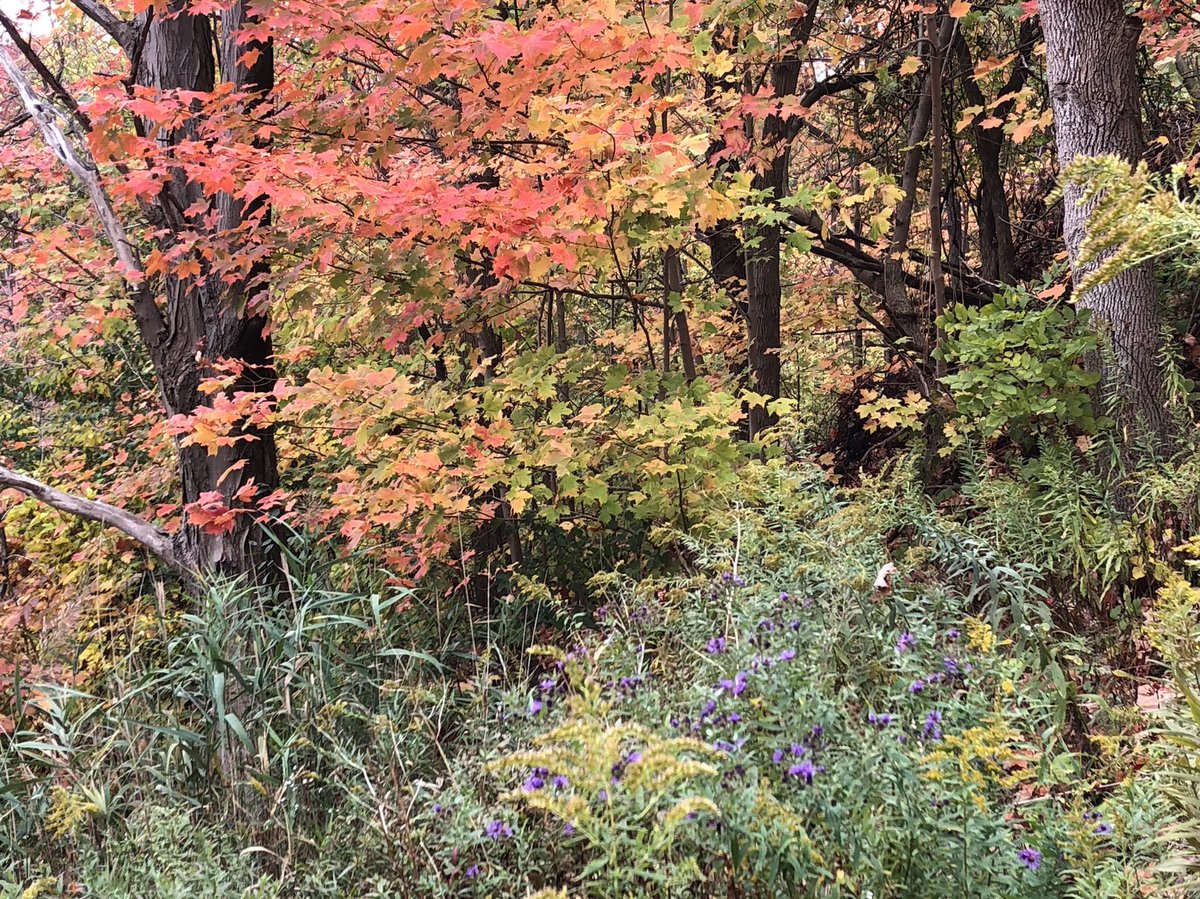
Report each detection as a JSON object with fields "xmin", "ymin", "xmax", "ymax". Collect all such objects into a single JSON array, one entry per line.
[
  {"xmin": 665, "ymin": 248, "xmax": 698, "ymax": 382},
  {"xmin": 882, "ymin": 15, "xmax": 956, "ymax": 357},
  {"xmin": 953, "ymin": 21, "xmax": 1034, "ymax": 286},
  {"xmin": 743, "ymin": 3, "xmax": 820, "ymax": 439},
  {"xmin": 927, "ymin": 12, "xmax": 947, "ymax": 377}
]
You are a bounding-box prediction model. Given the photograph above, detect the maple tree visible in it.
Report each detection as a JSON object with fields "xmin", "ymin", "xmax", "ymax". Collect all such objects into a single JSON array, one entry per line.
[{"xmin": 0, "ymin": 0, "xmax": 1193, "ymax": 602}]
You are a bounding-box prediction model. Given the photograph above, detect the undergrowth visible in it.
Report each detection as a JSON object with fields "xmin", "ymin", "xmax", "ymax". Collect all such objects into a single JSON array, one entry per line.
[{"xmin": 0, "ymin": 461, "xmax": 1194, "ymax": 897}]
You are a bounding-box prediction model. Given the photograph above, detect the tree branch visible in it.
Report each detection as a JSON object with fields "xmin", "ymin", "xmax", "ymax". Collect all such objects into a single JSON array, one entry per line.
[
  {"xmin": 67, "ymin": 0, "xmax": 137, "ymax": 55},
  {"xmin": 0, "ymin": 11, "xmax": 91, "ymax": 134},
  {"xmin": 0, "ymin": 44, "xmax": 167, "ymax": 346},
  {"xmin": 0, "ymin": 465, "xmax": 182, "ymax": 573}
]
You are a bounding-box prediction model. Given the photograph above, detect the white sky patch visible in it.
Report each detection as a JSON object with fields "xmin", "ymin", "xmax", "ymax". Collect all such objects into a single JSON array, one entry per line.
[{"xmin": 0, "ymin": 0, "xmax": 54, "ymax": 36}]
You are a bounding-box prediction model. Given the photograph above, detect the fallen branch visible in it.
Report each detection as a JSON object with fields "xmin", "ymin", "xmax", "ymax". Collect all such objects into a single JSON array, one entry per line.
[{"xmin": 0, "ymin": 465, "xmax": 182, "ymax": 575}]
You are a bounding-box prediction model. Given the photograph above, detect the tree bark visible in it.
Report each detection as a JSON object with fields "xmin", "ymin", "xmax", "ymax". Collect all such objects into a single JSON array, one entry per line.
[
  {"xmin": 0, "ymin": 465, "xmax": 181, "ymax": 573},
  {"xmin": 953, "ymin": 21, "xmax": 1035, "ymax": 286},
  {"xmin": 138, "ymin": 1, "xmax": 280, "ymax": 578},
  {"xmin": 665, "ymin": 248, "xmax": 699, "ymax": 382},
  {"xmin": 5, "ymin": 1, "xmax": 281, "ymax": 581},
  {"xmin": 1041, "ymin": 0, "xmax": 1171, "ymax": 449},
  {"xmin": 743, "ymin": 2, "xmax": 820, "ymax": 439}
]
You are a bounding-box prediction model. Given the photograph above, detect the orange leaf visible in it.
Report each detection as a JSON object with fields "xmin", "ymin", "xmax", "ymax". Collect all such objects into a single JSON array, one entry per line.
[
  {"xmin": 216, "ymin": 459, "xmax": 248, "ymax": 488},
  {"xmin": 1010, "ymin": 118, "xmax": 1038, "ymax": 144}
]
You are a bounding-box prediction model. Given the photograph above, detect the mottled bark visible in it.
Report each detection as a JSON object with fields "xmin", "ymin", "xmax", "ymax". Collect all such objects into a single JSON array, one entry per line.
[
  {"xmin": 139, "ymin": 1, "xmax": 280, "ymax": 579},
  {"xmin": 1041, "ymin": 0, "xmax": 1171, "ymax": 448}
]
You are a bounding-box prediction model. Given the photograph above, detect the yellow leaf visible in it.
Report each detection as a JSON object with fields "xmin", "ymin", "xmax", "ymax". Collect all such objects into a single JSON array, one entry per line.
[
  {"xmin": 899, "ymin": 55, "xmax": 922, "ymax": 76},
  {"xmin": 949, "ymin": 0, "xmax": 971, "ymax": 17}
]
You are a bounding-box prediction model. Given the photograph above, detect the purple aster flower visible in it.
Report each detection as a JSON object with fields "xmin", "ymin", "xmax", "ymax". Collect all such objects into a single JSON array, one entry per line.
[
  {"xmin": 787, "ymin": 760, "xmax": 820, "ymax": 784},
  {"xmin": 539, "ymin": 678, "xmax": 557, "ymax": 693},
  {"xmin": 945, "ymin": 628, "xmax": 960, "ymax": 641},
  {"xmin": 759, "ymin": 619, "xmax": 775, "ymax": 631},
  {"xmin": 910, "ymin": 679, "xmax": 925, "ymax": 693},
  {"xmin": 563, "ymin": 822, "xmax": 575, "ymax": 835},
  {"xmin": 432, "ymin": 803, "xmax": 444, "ymax": 815},
  {"xmin": 523, "ymin": 774, "xmax": 546, "ymax": 792},
  {"xmin": 778, "ymin": 648, "xmax": 796, "ymax": 662},
  {"xmin": 706, "ymin": 636, "xmax": 728, "ymax": 654},
  {"xmin": 772, "ymin": 748, "xmax": 785, "ymax": 764},
  {"xmin": 597, "ymin": 790, "xmax": 608, "ymax": 802},
  {"xmin": 779, "ymin": 591, "xmax": 790, "ymax": 602},
  {"xmin": 897, "ymin": 632, "xmax": 916, "ymax": 653},
  {"xmin": 552, "ymin": 775, "xmax": 569, "ymax": 790},
  {"xmin": 530, "ymin": 699, "xmax": 544, "ymax": 716},
  {"xmin": 1095, "ymin": 822, "xmax": 1114, "ymax": 836},
  {"xmin": 485, "ymin": 819, "xmax": 514, "ymax": 840},
  {"xmin": 791, "ymin": 742, "xmax": 807, "ymax": 757},
  {"xmin": 789, "ymin": 620, "xmax": 802, "ymax": 631},
  {"xmin": 810, "ymin": 725, "xmax": 824, "ymax": 740},
  {"xmin": 868, "ymin": 712, "xmax": 893, "ymax": 728},
  {"xmin": 1018, "ymin": 847, "xmax": 1041, "ymax": 871},
  {"xmin": 923, "ymin": 710, "xmax": 943, "ymax": 741},
  {"xmin": 700, "ymin": 699, "xmax": 717, "ymax": 719},
  {"xmin": 465, "ymin": 864, "xmax": 481, "ymax": 878},
  {"xmin": 717, "ymin": 670, "xmax": 749, "ymax": 696},
  {"xmin": 943, "ymin": 657, "xmax": 960, "ymax": 677}
]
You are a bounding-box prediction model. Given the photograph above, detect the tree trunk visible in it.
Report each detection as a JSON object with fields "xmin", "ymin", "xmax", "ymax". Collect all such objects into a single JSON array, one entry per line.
[
  {"xmin": 953, "ymin": 21, "xmax": 1034, "ymax": 287},
  {"xmin": 745, "ymin": 153, "xmax": 784, "ymax": 439},
  {"xmin": 1041, "ymin": 0, "xmax": 1171, "ymax": 450},
  {"xmin": 743, "ymin": 5, "xmax": 819, "ymax": 439},
  {"xmin": 138, "ymin": 1, "xmax": 280, "ymax": 578}
]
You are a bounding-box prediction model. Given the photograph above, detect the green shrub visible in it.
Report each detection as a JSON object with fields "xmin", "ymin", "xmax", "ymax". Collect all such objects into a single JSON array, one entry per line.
[{"xmin": 935, "ymin": 289, "xmax": 1103, "ymax": 448}]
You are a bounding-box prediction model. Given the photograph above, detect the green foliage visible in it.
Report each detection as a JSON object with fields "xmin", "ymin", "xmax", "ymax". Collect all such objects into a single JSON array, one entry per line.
[
  {"xmin": 1143, "ymin": 571, "xmax": 1200, "ymax": 892},
  {"xmin": 954, "ymin": 441, "xmax": 1136, "ymax": 606},
  {"xmin": 935, "ymin": 289, "xmax": 1102, "ymax": 446},
  {"xmin": 0, "ymin": 463, "xmax": 1185, "ymax": 897},
  {"xmin": 1063, "ymin": 155, "xmax": 1200, "ymax": 293},
  {"xmin": 80, "ymin": 805, "xmax": 278, "ymax": 899}
]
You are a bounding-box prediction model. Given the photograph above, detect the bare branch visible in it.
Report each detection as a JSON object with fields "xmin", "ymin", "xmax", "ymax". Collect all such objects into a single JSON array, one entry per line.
[
  {"xmin": 0, "ymin": 11, "xmax": 91, "ymax": 133},
  {"xmin": 0, "ymin": 464, "xmax": 182, "ymax": 574},
  {"xmin": 67, "ymin": 0, "xmax": 137, "ymax": 55},
  {"xmin": 0, "ymin": 44, "xmax": 167, "ymax": 344}
]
